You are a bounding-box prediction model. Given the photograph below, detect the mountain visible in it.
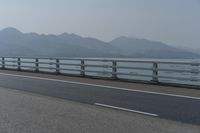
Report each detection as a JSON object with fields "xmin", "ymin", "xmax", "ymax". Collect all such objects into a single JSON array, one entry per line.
[
  {"xmin": 177, "ymin": 46, "xmax": 200, "ymax": 55},
  {"xmin": 194, "ymin": 48, "xmax": 200, "ymax": 54},
  {"xmin": 0, "ymin": 27, "xmax": 119, "ymax": 57},
  {"xmin": 0, "ymin": 27, "xmax": 199, "ymax": 58},
  {"xmin": 110, "ymin": 36, "xmax": 200, "ymax": 58}
]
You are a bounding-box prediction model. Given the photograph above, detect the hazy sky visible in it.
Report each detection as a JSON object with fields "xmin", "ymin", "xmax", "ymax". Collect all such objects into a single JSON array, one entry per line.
[{"xmin": 0, "ymin": 0, "xmax": 200, "ymax": 48}]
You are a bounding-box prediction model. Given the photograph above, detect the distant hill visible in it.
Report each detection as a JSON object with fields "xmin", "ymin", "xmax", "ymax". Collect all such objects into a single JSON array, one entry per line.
[
  {"xmin": 0, "ymin": 27, "xmax": 199, "ymax": 59},
  {"xmin": 110, "ymin": 36, "xmax": 200, "ymax": 59},
  {"xmin": 0, "ymin": 27, "xmax": 119, "ymax": 57},
  {"xmin": 177, "ymin": 46, "xmax": 200, "ymax": 55},
  {"xmin": 194, "ymin": 48, "xmax": 200, "ymax": 55}
]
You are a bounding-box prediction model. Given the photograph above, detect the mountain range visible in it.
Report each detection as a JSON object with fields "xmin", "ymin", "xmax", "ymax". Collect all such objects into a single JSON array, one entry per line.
[{"xmin": 0, "ymin": 27, "xmax": 199, "ymax": 59}]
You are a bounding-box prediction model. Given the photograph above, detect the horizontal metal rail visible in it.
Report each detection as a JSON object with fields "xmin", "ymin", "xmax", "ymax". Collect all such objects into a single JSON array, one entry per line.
[
  {"xmin": 3, "ymin": 56, "xmax": 200, "ymax": 64},
  {"xmin": 1, "ymin": 57, "xmax": 200, "ymax": 86}
]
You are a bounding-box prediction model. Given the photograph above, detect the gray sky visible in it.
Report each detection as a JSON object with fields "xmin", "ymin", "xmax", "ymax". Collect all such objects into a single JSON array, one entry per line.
[{"xmin": 0, "ymin": 0, "xmax": 200, "ymax": 48}]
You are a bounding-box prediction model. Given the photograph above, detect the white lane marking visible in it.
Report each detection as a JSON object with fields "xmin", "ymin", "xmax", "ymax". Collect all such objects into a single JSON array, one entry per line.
[
  {"xmin": 0, "ymin": 72, "xmax": 200, "ymax": 100},
  {"xmin": 95, "ymin": 103, "xmax": 158, "ymax": 117}
]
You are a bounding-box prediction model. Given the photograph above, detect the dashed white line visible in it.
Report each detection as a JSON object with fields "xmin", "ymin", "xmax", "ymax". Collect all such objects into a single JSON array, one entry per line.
[
  {"xmin": 0, "ymin": 72, "xmax": 200, "ymax": 100},
  {"xmin": 94, "ymin": 103, "xmax": 158, "ymax": 117}
]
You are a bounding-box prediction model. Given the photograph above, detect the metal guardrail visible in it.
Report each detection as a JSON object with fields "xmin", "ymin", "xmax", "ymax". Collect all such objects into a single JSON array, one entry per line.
[{"xmin": 0, "ymin": 57, "xmax": 200, "ymax": 86}]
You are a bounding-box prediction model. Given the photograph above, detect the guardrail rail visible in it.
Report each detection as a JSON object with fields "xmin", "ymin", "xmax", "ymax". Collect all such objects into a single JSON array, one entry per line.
[{"xmin": 0, "ymin": 57, "xmax": 200, "ymax": 87}]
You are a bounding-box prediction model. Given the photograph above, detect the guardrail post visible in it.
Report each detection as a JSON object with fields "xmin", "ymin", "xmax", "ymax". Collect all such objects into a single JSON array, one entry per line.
[
  {"xmin": 1, "ymin": 57, "xmax": 5, "ymax": 69},
  {"xmin": 56, "ymin": 59, "xmax": 60, "ymax": 74},
  {"xmin": 112, "ymin": 61, "xmax": 117, "ymax": 79},
  {"xmin": 191, "ymin": 63, "xmax": 199, "ymax": 81},
  {"xmin": 152, "ymin": 62, "xmax": 158, "ymax": 83},
  {"xmin": 81, "ymin": 60, "xmax": 85, "ymax": 76},
  {"xmin": 35, "ymin": 58, "xmax": 39, "ymax": 72},
  {"xmin": 17, "ymin": 58, "xmax": 21, "ymax": 70}
]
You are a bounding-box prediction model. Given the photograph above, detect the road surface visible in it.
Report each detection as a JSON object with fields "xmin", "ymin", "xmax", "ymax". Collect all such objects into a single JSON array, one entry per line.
[{"xmin": 0, "ymin": 72, "xmax": 199, "ymax": 125}]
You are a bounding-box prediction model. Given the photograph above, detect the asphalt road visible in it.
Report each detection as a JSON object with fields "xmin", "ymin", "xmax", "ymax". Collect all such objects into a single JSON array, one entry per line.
[{"xmin": 0, "ymin": 73, "xmax": 200, "ymax": 125}]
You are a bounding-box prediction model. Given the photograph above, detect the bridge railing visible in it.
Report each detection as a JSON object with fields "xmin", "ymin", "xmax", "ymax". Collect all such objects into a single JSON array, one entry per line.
[{"xmin": 0, "ymin": 57, "xmax": 200, "ymax": 86}]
